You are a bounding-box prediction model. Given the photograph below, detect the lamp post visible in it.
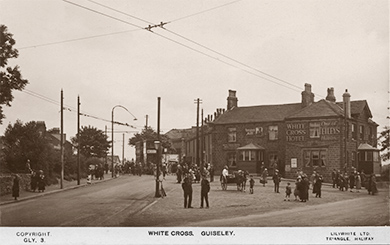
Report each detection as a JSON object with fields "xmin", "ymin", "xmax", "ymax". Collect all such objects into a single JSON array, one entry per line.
[
  {"xmin": 154, "ymin": 140, "xmax": 161, "ymax": 197},
  {"xmin": 111, "ymin": 105, "xmax": 137, "ymax": 178},
  {"xmin": 155, "ymin": 97, "xmax": 161, "ymax": 197}
]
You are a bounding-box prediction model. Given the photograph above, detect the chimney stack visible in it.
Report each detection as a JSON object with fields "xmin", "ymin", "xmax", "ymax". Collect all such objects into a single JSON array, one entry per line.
[
  {"xmin": 343, "ymin": 89, "xmax": 351, "ymax": 119},
  {"xmin": 326, "ymin": 87, "xmax": 336, "ymax": 102},
  {"xmin": 301, "ymin": 83, "xmax": 315, "ymax": 108},
  {"xmin": 227, "ymin": 90, "xmax": 238, "ymax": 110}
]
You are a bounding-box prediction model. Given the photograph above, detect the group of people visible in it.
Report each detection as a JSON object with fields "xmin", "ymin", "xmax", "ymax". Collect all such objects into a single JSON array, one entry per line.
[
  {"xmin": 11, "ymin": 169, "xmax": 46, "ymax": 201},
  {"xmin": 181, "ymin": 169, "xmax": 210, "ymax": 208},
  {"xmin": 331, "ymin": 169, "xmax": 378, "ymax": 195}
]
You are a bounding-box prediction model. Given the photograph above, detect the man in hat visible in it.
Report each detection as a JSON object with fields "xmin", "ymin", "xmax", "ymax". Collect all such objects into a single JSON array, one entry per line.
[
  {"xmin": 200, "ymin": 174, "xmax": 210, "ymax": 208},
  {"xmin": 272, "ymin": 169, "xmax": 281, "ymax": 193}
]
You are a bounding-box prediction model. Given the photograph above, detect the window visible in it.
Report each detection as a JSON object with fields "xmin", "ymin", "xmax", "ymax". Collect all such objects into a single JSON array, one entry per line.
[
  {"xmin": 352, "ymin": 123, "xmax": 357, "ymax": 140},
  {"xmin": 244, "ymin": 151, "xmax": 250, "ymax": 161},
  {"xmin": 228, "ymin": 128, "xmax": 236, "ymax": 142},
  {"xmin": 312, "ymin": 151, "xmax": 320, "ymax": 166},
  {"xmin": 359, "ymin": 125, "xmax": 364, "ymax": 141},
  {"xmin": 227, "ymin": 152, "xmax": 237, "ymax": 167},
  {"xmin": 240, "ymin": 150, "xmax": 258, "ymax": 161},
  {"xmin": 366, "ymin": 151, "xmax": 373, "ymax": 161},
  {"xmin": 373, "ymin": 152, "xmax": 379, "ymax": 161},
  {"xmin": 309, "ymin": 122, "xmax": 320, "ymax": 138},
  {"xmin": 304, "ymin": 151, "xmax": 311, "ymax": 167},
  {"xmin": 303, "ymin": 149, "xmax": 327, "ymax": 167},
  {"xmin": 268, "ymin": 126, "xmax": 278, "ymax": 140},
  {"xmin": 269, "ymin": 153, "xmax": 278, "ymax": 169},
  {"xmin": 369, "ymin": 127, "xmax": 373, "ymax": 141}
]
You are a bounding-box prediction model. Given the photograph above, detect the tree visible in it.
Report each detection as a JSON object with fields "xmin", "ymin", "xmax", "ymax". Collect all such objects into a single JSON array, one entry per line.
[
  {"xmin": 3, "ymin": 120, "xmax": 56, "ymax": 174},
  {"xmin": 71, "ymin": 126, "xmax": 110, "ymax": 159},
  {"xmin": 129, "ymin": 126, "xmax": 172, "ymax": 150},
  {"xmin": 0, "ymin": 25, "xmax": 29, "ymax": 124},
  {"xmin": 378, "ymin": 126, "xmax": 390, "ymax": 162}
]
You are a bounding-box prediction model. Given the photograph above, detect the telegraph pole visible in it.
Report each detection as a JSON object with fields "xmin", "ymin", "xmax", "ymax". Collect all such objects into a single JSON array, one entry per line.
[
  {"xmin": 194, "ymin": 98, "xmax": 202, "ymax": 168},
  {"xmin": 77, "ymin": 96, "xmax": 80, "ymax": 185},
  {"xmin": 122, "ymin": 133, "xmax": 125, "ymax": 164},
  {"xmin": 201, "ymin": 108, "xmax": 204, "ymax": 170},
  {"xmin": 60, "ymin": 89, "xmax": 64, "ymax": 189}
]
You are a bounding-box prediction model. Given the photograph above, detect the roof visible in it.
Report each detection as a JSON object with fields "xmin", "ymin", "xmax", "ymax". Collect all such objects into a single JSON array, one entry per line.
[
  {"xmin": 336, "ymin": 100, "xmax": 372, "ymax": 118},
  {"xmin": 213, "ymin": 99, "xmax": 374, "ymax": 125},
  {"xmin": 286, "ymin": 99, "xmax": 344, "ymax": 119},
  {"xmin": 358, "ymin": 143, "xmax": 379, "ymax": 151},
  {"xmin": 236, "ymin": 143, "xmax": 265, "ymax": 150},
  {"xmin": 213, "ymin": 103, "xmax": 302, "ymax": 124}
]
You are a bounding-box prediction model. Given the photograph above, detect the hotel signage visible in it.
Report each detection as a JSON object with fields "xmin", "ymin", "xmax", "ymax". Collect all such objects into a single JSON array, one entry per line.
[{"xmin": 286, "ymin": 121, "xmax": 340, "ymax": 142}]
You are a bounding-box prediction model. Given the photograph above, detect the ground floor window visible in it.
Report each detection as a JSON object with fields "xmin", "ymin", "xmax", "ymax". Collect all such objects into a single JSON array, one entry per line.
[
  {"xmin": 227, "ymin": 152, "xmax": 237, "ymax": 167},
  {"xmin": 303, "ymin": 149, "xmax": 327, "ymax": 167}
]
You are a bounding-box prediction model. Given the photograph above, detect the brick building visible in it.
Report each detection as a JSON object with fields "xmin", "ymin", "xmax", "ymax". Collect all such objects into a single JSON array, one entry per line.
[{"xmin": 208, "ymin": 85, "xmax": 380, "ymax": 182}]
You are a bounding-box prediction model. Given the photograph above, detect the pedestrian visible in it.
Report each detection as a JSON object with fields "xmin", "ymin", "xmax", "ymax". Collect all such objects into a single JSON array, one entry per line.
[
  {"xmin": 176, "ymin": 164, "xmax": 182, "ymax": 183},
  {"xmin": 182, "ymin": 173, "xmax": 193, "ymax": 208},
  {"xmin": 37, "ymin": 170, "xmax": 46, "ymax": 192},
  {"xmin": 331, "ymin": 169, "xmax": 337, "ymax": 188},
  {"xmin": 261, "ymin": 168, "xmax": 268, "ymax": 187},
  {"xmin": 344, "ymin": 172, "xmax": 349, "ymax": 191},
  {"xmin": 272, "ymin": 169, "xmax": 281, "ymax": 193},
  {"xmin": 355, "ymin": 172, "xmax": 362, "ymax": 192},
  {"xmin": 314, "ymin": 175, "xmax": 323, "ymax": 198},
  {"xmin": 370, "ymin": 174, "xmax": 378, "ymax": 195},
  {"xmin": 12, "ymin": 174, "xmax": 20, "ymax": 200},
  {"xmin": 349, "ymin": 171, "xmax": 356, "ymax": 192},
  {"xmin": 310, "ymin": 171, "xmax": 317, "ymax": 190},
  {"xmin": 209, "ymin": 164, "xmax": 214, "ymax": 182},
  {"xmin": 299, "ymin": 174, "xmax": 309, "ymax": 202},
  {"xmin": 200, "ymin": 175, "xmax": 210, "ymax": 208},
  {"xmin": 294, "ymin": 176, "xmax": 301, "ymax": 201},
  {"xmin": 30, "ymin": 171, "xmax": 38, "ymax": 192},
  {"xmin": 284, "ymin": 182, "xmax": 292, "ymax": 201},
  {"xmin": 249, "ymin": 175, "xmax": 255, "ymax": 194}
]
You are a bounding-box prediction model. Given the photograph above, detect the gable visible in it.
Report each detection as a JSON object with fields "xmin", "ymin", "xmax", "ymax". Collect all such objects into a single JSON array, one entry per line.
[{"xmin": 286, "ymin": 100, "xmax": 343, "ymax": 119}]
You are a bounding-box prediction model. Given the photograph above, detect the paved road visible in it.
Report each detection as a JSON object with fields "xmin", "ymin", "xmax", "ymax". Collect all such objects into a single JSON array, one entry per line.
[
  {"xmin": 0, "ymin": 175, "xmax": 158, "ymax": 226},
  {"xmin": 183, "ymin": 194, "xmax": 389, "ymax": 226}
]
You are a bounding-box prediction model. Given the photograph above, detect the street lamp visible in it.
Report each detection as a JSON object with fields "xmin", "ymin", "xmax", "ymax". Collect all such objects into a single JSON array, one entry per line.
[
  {"xmin": 154, "ymin": 140, "xmax": 161, "ymax": 197},
  {"xmin": 112, "ymin": 105, "xmax": 137, "ymax": 178}
]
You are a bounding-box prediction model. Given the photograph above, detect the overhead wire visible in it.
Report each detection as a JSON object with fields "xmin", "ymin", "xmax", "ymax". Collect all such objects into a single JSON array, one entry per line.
[
  {"xmin": 20, "ymin": 89, "xmax": 138, "ymax": 128},
  {"xmin": 65, "ymin": 0, "xmax": 304, "ymax": 93},
  {"xmin": 19, "ymin": 29, "xmax": 140, "ymax": 50}
]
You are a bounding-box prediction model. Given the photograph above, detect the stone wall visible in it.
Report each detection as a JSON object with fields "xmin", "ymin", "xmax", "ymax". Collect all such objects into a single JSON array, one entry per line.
[{"xmin": 0, "ymin": 173, "xmax": 31, "ymax": 196}]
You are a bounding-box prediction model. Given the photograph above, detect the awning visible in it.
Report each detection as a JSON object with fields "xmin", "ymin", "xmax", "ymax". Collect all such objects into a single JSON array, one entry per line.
[
  {"xmin": 236, "ymin": 143, "xmax": 265, "ymax": 150},
  {"xmin": 358, "ymin": 143, "xmax": 379, "ymax": 151}
]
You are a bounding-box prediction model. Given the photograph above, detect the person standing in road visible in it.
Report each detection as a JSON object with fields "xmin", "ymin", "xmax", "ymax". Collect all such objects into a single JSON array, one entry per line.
[
  {"xmin": 272, "ymin": 170, "xmax": 281, "ymax": 193},
  {"xmin": 284, "ymin": 182, "xmax": 292, "ymax": 201},
  {"xmin": 355, "ymin": 172, "xmax": 362, "ymax": 192},
  {"xmin": 331, "ymin": 169, "xmax": 337, "ymax": 188},
  {"xmin": 261, "ymin": 168, "xmax": 268, "ymax": 187},
  {"xmin": 249, "ymin": 175, "xmax": 255, "ymax": 194},
  {"xmin": 200, "ymin": 175, "xmax": 210, "ymax": 208},
  {"xmin": 182, "ymin": 173, "xmax": 193, "ymax": 208},
  {"xmin": 209, "ymin": 164, "xmax": 214, "ymax": 182},
  {"xmin": 314, "ymin": 174, "xmax": 323, "ymax": 198},
  {"xmin": 349, "ymin": 171, "xmax": 356, "ymax": 192},
  {"xmin": 30, "ymin": 171, "xmax": 38, "ymax": 192},
  {"xmin": 12, "ymin": 174, "xmax": 20, "ymax": 201},
  {"xmin": 37, "ymin": 170, "xmax": 46, "ymax": 193}
]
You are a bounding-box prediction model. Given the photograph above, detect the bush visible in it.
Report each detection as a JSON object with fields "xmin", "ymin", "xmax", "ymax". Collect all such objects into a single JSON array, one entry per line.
[{"xmin": 381, "ymin": 166, "xmax": 389, "ymax": 181}]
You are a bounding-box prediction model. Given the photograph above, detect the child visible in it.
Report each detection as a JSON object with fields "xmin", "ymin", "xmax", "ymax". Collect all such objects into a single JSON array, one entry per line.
[
  {"xmin": 249, "ymin": 175, "xmax": 255, "ymax": 194},
  {"xmin": 285, "ymin": 182, "xmax": 292, "ymax": 201}
]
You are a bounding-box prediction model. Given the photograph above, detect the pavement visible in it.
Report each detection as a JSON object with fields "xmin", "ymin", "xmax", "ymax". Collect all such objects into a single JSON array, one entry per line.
[{"xmin": 0, "ymin": 173, "xmax": 115, "ymax": 206}]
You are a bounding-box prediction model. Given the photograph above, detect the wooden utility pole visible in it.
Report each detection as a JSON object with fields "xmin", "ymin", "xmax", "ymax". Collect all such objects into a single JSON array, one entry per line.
[
  {"xmin": 122, "ymin": 133, "xmax": 125, "ymax": 164},
  {"xmin": 195, "ymin": 98, "xmax": 200, "ymax": 168},
  {"xmin": 77, "ymin": 96, "xmax": 80, "ymax": 185},
  {"xmin": 60, "ymin": 89, "xmax": 64, "ymax": 189},
  {"xmin": 201, "ymin": 108, "xmax": 204, "ymax": 170}
]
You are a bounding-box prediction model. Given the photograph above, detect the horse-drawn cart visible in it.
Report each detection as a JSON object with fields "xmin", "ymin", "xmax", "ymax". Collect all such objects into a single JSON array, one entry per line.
[{"xmin": 220, "ymin": 170, "xmax": 248, "ymax": 191}]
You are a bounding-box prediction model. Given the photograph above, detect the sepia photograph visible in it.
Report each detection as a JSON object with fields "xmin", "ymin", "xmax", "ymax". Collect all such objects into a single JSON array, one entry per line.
[{"xmin": 0, "ymin": 0, "xmax": 389, "ymax": 244}]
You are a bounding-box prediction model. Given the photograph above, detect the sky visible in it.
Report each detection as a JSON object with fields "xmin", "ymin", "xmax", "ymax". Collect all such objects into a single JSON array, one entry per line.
[{"xmin": 0, "ymin": 0, "xmax": 389, "ymax": 161}]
